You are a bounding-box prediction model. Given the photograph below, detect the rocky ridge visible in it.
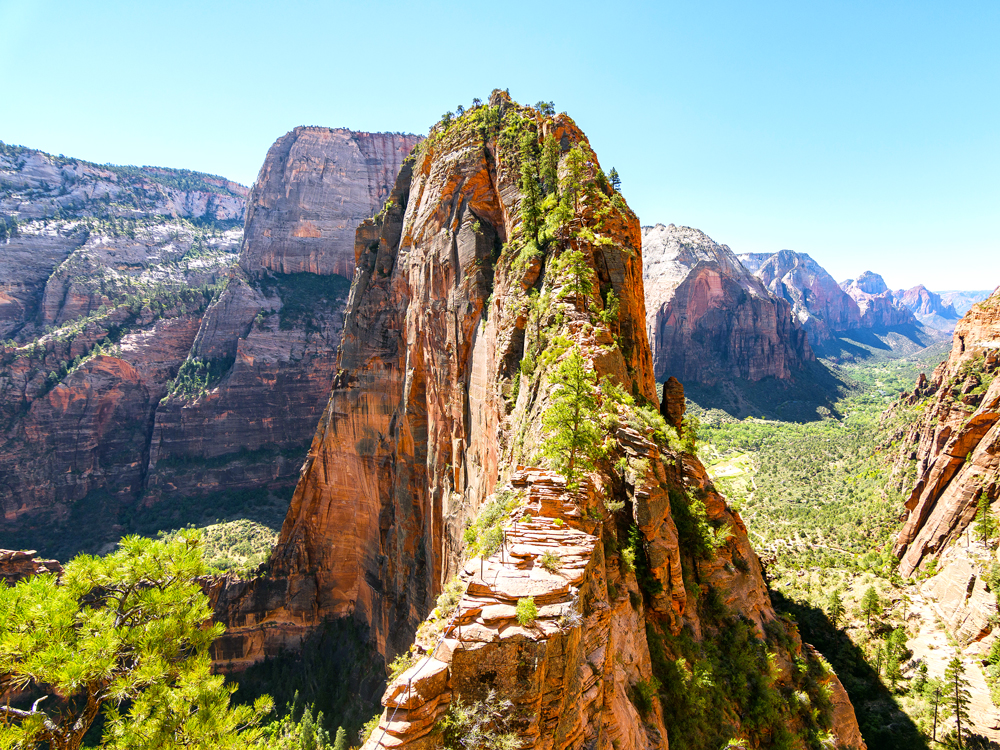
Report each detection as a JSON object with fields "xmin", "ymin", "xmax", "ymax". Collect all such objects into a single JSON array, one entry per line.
[
  {"xmin": 642, "ymin": 225, "xmax": 813, "ymax": 386},
  {"xmin": 840, "ymin": 272, "xmax": 918, "ymax": 330},
  {"xmin": 891, "ymin": 287, "xmax": 1000, "ymax": 578},
  {"xmin": 212, "ymin": 93, "xmax": 863, "ymax": 750},
  {"xmin": 739, "ymin": 249, "xmax": 862, "ymax": 345},
  {"xmin": 894, "ymin": 285, "xmax": 961, "ymax": 331}
]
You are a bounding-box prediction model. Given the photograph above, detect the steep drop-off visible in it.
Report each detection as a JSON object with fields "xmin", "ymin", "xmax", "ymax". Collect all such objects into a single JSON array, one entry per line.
[
  {"xmin": 643, "ymin": 224, "xmax": 813, "ymax": 386},
  {"xmin": 144, "ymin": 127, "xmax": 420, "ymax": 507},
  {"xmin": 214, "ymin": 93, "xmax": 863, "ymax": 750}
]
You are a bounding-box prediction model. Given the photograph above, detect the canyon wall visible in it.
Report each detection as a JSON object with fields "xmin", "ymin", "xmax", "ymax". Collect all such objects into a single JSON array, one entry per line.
[
  {"xmin": 213, "ymin": 93, "xmax": 863, "ymax": 750},
  {"xmin": 0, "ymin": 131, "xmax": 418, "ymax": 556},
  {"xmin": 892, "ymin": 287, "xmax": 1000, "ymax": 578},
  {"xmin": 643, "ymin": 225, "xmax": 813, "ymax": 386},
  {"xmin": 840, "ymin": 272, "xmax": 918, "ymax": 329},
  {"xmin": 894, "ymin": 285, "xmax": 961, "ymax": 331},
  {"xmin": 738, "ymin": 250, "xmax": 862, "ymax": 345}
]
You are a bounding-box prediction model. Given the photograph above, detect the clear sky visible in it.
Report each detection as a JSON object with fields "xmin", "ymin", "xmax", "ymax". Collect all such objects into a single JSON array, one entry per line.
[{"xmin": 2, "ymin": 0, "xmax": 996, "ymax": 290}]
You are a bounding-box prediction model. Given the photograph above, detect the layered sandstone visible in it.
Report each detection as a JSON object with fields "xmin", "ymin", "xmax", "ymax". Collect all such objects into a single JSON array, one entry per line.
[
  {"xmin": 895, "ymin": 285, "xmax": 961, "ymax": 331},
  {"xmin": 144, "ymin": 128, "xmax": 419, "ymax": 503},
  {"xmin": 840, "ymin": 272, "xmax": 917, "ymax": 329},
  {"xmin": 213, "ymin": 93, "xmax": 863, "ymax": 749},
  {"xmin": 892, "ymin": 287, "xmax": 1000, "ymax": 576},
  {"xmin": 738, "ymin": 249, "xmax": 862, "ymax": 345},
  {"xmin": 642, "ymin": 225, "xmax": 813, "ymax": 385}
]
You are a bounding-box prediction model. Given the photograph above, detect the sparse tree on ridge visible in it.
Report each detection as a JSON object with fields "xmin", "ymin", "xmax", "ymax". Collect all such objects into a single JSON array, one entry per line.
[
  {"xmin": 944, "ymin": 655, "xmax": 972, "ymax": 750},
  {"xmin": 542, "ymin": 346, "xmax": 602, "ymax": 491}
]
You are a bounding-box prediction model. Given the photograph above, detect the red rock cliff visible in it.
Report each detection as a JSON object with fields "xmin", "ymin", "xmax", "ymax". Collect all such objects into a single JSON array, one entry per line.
[
  {"xmin": 643, "ymin": 224, "xmax": 814, "ymax": 385},
  {"xmin": 214, "ymin": 92, "xmax": 863, "ymax": 750}
]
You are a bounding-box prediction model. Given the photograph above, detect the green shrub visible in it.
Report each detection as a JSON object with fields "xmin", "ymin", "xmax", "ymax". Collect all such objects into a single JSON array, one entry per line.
[
  {"xmin": 539, "ymin": 551, "xmax": 561, "ymax": 572},
  {"xmin": 516, "ymin": 597, "xmax": 538, "ymax": 626}
]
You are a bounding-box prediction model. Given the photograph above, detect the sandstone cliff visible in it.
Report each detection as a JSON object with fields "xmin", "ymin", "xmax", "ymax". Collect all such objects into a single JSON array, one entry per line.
[
  {"xmin": 144, "ymin": 128, "xmax": 420, "ymax": 508},
  {"xmin": 213, "ymin": 92, "xmax": 863, "ymax": 750},
  {"xmin": 738, "ymin": 249, "xmax": 861, "ymax": 345},
  {"xmin": 840, "ymin": 272, "xmax": 918, "ymax": 330},
  {"xmin": 643, "ymin": 225, "xmax": 813, "ymax": 386},
  {"xmin": 892, "ymin": 287, "xmax": 1000, "ymax": 577},
  {"xmin": 894, "ymin": 285, "xmax": 961, "ymax": 331}
]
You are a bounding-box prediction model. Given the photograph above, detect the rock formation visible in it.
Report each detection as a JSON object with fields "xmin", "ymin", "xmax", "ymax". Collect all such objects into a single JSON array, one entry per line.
[
  {"xmin": 0, "ymin": 549, "xmax": 62, "ymax": 585},
  {"xmin": 0, "ymin": 131, "xmax": 418, "ymax": 555},
  {"xmin": 892, "ymin": 287, "xmax": 1000, "ymax": 577},
  {"xmin": 938, "ymin": 290, "xmax": 996, "ymax": 318},
  {"xmin": 840, "ymin": 272, "xmax": 918, "ymax": 329},
  {"xmin": 213, "ymin": 93, "xmax": 863, "ymax": 750},
  {"xmin": 894, "ymin": 285, "xmax": 961, "ymax": 331},
  {"xmin": 642, "ymin": 225, "xmax": 813, "ymax": 386},
  {"xmin": 738, "ymin": 249, "xmax": 861, "ymax": 345}
]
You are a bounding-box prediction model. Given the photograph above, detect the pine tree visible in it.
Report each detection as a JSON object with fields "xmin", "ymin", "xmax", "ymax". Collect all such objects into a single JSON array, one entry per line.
[
  {"xmin": 608, "ymin": 167, "xmax": 621, "ymax": 192},
  {"xmin": 541, "ymin": 134, "xmax": 560, "ymax": 196},
  {"xmin": 563, "ymin": 144, "xmax": 588, "ymax": 214},
  {"xmin": 518, "ymin": 131, "xmax": 542, "ymax": 242},
  {"xmin": 549, "ymin": 247, "xmax": 596, "ymax": 311},
  {"xmin": 827, "ymin": 589, "xmax": 844, "ymax": 627},
  {"xmin": 975, "ymin": 491, "xmax": 997, "ymax": 546},
  {"xmin": 332, "ymin": 726, "xmax": 348, "ymax": 750},
  {"xmin": 0, "ymin": 534, "xmax": 272, "ymax": 750},
  {"xmin": 860, "ymin": 586, "xmax": 881, "ymax": 629},
  {"xmin": 542, "ymin": 346, "xmax": 602, "ymax": 491},
  {"xmin": 944, "ymin": 655, "xmax": 972, "ymax": 750}
]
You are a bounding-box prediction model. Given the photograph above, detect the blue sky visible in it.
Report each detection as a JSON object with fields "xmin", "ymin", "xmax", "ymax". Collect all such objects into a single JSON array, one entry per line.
[{"xmin": 2, "ymin": 0, "xmax": 996, "ymax": 290}]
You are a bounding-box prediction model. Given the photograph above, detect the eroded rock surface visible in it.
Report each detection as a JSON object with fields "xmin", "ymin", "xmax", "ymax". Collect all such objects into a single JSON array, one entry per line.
[
  {"xmin": 643, "ymin": 224, "xmax": 813, "ymax": 385},
  {"xmin": 841, "ymin": 272, "xmax": 918, "ymax": 329}
]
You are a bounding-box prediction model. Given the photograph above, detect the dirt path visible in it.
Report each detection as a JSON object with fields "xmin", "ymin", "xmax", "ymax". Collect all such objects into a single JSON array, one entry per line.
[{"xmin": 907, "ymin": 590, "xmax": 1000, "ymax": 741}]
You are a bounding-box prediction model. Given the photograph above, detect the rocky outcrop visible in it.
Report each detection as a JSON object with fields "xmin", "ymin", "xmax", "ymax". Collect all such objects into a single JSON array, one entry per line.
[
  {"xmin": 738, "ymin": 249, "xmax": 862, "ymax": 345},
  {"xmin": 214, "ymin": 93, "xmax": 863, "ymax": 750},
  {"xmin": 0, "ymin": 549, "xmax": 62, "ymax": 585},
  {"xmin": 840, "ymin": 272, "xmax": 918, "ymax": 329},
  {"xmin": 643, "ymin": 225, "xmax": 813, "ymax": 386},
  {"xmin": 891, "ymin": 287, "xmax": 1000, "ymax": 576},
  {"xmin": 939, "ymin": 290, "xmax": 996, "ymax": 318}
]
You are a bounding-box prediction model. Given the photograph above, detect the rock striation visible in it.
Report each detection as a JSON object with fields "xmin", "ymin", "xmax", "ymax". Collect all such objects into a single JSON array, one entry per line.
[
  {"xmin": 738, "ymin": 249, "xmax": 862, "ymax": 345},
  {"xmin": 892, "ymin": 287, "xmax": 1000, "ymax": 577},
  {"xmin": 642, "ymin": 225, "xmax": 813, "ymax": 386},
  {"xmin": 214, "ymin": 93, "xmax": 863, "ymax": 750}
]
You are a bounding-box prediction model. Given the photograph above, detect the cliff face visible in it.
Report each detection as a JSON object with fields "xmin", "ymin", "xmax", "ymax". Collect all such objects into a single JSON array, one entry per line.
[
  {"xmin": 0, "ymin": 132, "xmax": 417, "ymax": 555},
  {"xmin": 738, "ymin": 249, "xmax": 861, "ymax": 345},
  {"xmin": 643, "ymin": 225, "xmax": 813, "ymax": 386},
  {"xmin": 0, "ymin": 144, "xmax": 247, "ymax": 543},
  {"xmin": 840, "ymin": 272, "xmax": 918, "ymax": 329},
  {"xmin": 892, "ymin": 287, "xmax": 1000, "ymax": 577},
  {"xmin": 144, "ymin": 128, "xmax": 420, "ymax": 507},
  {"xmin": 214, "ymin": 93, "xmax": 862, "ymax": 750},
  {"xmin": 895, "ymin": 285, "xmax": 961, "ymax": 331}
]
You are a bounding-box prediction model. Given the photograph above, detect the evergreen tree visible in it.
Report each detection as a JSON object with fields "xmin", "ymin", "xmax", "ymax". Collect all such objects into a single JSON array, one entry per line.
[
  {"xmin": 0, "ymin": 534, "xmax": 272, "ymax": 750},
  {"xmin": 563, "ymin": 144, "xmax": 588, "ymax": 214},
  {"xmin": 860, "ymin": 585, "xmax": 881, "ymax": 629},
  {"xmin": 541, "ymin": 134, "xmax": 560, "ymax": 196},
  {"xmin": 608, "ymin": 167, "xmax": 621, "ymax": 192},
  {"xmin": 944, "ymin": 655, "xmax": 972, "ymax": 750},
  {"xmin": 541, "ymin": 347, "xmax": 602, "ymax": 491},
  {"xmin": 332, "ymin": 726, "xmax": 347, "ymax": 750},
  {"xmin": 518, "ymin": 131, "xmax": 542, "ymax": 242},
  {"xmin": 974, "ymin": 491, "xmax": 997, "ymax": 546},
  {"xmin": 549, "ymin": 247, "xmax": 595, "ymax": 312},
  {"xmin": 826, "ymin": 589, "xmax": 844, "ymax": 627}
]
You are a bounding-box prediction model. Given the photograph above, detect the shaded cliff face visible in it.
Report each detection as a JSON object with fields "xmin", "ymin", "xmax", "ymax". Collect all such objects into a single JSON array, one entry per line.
[
  {"xmin": 643, "ymin": 225, "xmax": 813, "ymax": 386},
  {"xmin": 840, "ymin": 272, "xmax": 917, "ymax": 329},
  {"xmin": 892, "ymin": 287, "xmax": 1000, "ymax": 577},
  {"xmin": 214, "ymin": 93, "xmax": 863, "ymax": 750},
  {"xmin": 738, "ymin": 249, "xmax": 861, "ymax": 345},
  {"xmin": 143, "ymin": 128, "xmax": 419, "ymax": 509}
]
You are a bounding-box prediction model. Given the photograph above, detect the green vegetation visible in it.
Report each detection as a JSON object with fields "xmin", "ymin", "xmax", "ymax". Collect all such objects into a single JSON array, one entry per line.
[
  {"xmin": 541, "ymin": 346, "xmax": 602, "ymax": 490},
  {"xmin": 0, "ymin": 534, "xmax": 272, "ymax": 750},
  {"xmin": 515, "ymin": 597, "xmax": 538, "ymax": 626},
  {"xmin": 436, "ymin": 690, "xmax": 522, "ymax": 750},
  {"xmin": 170, "ymin": 355, "xmax": 236, "ymax": 397}
]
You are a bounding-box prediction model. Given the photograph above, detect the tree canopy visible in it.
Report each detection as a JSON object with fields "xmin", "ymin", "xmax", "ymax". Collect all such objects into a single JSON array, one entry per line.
[{"xmin": 0, "ymin": 534, "xmax": 272, "ymax": 750}]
